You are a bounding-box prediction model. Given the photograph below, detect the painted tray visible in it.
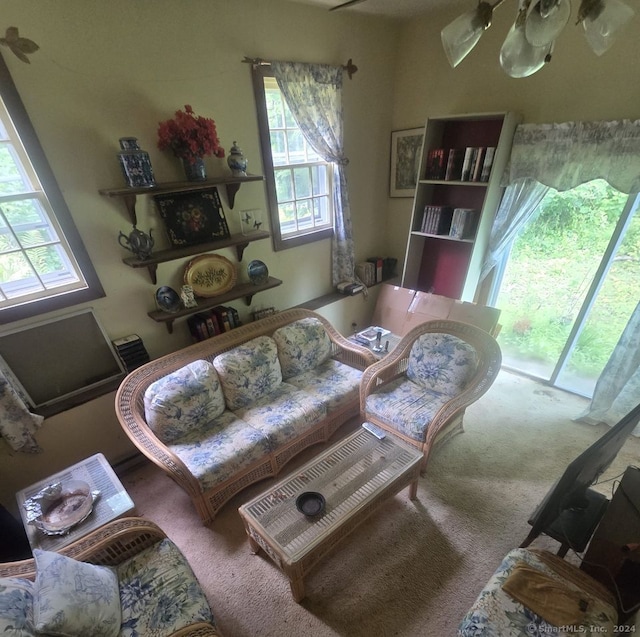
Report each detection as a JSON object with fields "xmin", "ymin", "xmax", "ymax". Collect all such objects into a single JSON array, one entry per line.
[{"xmin": 184, "ymin": 254, "xmax": 237, "ymax": 298}]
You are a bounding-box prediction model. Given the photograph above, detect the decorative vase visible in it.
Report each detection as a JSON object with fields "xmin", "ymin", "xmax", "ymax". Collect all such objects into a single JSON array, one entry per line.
[
  {"xmin": 227, "ymin": 141, "xmax": 248, "ymax": 177},
  {"xmin": 182, "ymin": 157, "xmax": 207, "ymax": 182},
  {"xmin": 117, "ymin": 137, "xmax": 155, "ymax": 188}
]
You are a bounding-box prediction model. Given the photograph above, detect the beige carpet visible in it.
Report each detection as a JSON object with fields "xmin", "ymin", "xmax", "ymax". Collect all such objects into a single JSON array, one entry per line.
[{"xmin": 120, "ymin": 370, "xmax": 640, "ymax": 637}]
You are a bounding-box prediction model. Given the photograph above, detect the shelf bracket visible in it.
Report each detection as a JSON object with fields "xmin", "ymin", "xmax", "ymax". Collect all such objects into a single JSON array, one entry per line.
[
  {"xmin": 235, "ymin": 242, "xmax": 250, "ymax": 261},
  {"xmin": 164, "ymin": 321, "xmax": 175, "ymax": 334},
  {"xmin": 122, "ymin": 193, "xmax": 138, "ymax": 226},
  {"xmin": 244, "ymin": 294, "xmax": 255, "ymax": 306},
  {"xmin": 146, "ymin": 264, "xmax": 159, "ymax": 285},
  {"xmin": 225, "ymin": 183, "xmax": 241, "ymax": 209}
]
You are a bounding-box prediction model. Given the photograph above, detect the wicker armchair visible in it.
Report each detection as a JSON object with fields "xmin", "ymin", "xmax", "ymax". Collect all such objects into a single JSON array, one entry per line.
[
  {"xmin": 0, "ymin": 517, "xmax": 221, "ymax": 637},
  {"xmin": 360, "ymin": 319, "xmax": 502, "ymax": 473}
]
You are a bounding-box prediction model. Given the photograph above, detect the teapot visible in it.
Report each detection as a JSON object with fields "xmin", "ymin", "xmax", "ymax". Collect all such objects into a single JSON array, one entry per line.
[{"xmin": 118, "ymin": 226, "xmax": 154, "ymax": 260}]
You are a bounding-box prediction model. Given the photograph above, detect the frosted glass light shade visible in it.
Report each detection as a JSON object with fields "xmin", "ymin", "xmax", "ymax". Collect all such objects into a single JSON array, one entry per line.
[
  {"xmin": 500, "ymin": 21, "xmax": 550, "ymax": 77},
  {"xmin": 582, "ymin": 0, "xmax": 635, "ymax": 55},
  {"xmin": 525, "ymin": 0, "xmax": 571, "ymax": 46},
  {"xmin": 441, "ymin": 7, "xmax": 488, "ymax": 67}
]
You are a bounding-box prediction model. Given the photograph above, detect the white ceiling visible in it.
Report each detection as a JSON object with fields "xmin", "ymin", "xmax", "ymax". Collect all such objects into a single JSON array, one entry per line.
[{"xmin": 284, "ymin": 0, "xmax": 470, "ymax": 19}]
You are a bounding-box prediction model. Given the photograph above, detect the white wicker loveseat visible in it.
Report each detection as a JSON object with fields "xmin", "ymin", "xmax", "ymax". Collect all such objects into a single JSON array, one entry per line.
[{"xmin": 116, "ymin": 309, "xmax": 376, "ymax": 524}]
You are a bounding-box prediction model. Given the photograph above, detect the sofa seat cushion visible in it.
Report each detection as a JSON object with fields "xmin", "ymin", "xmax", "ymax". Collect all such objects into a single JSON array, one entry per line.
[
  {"xmin": 365, "ymin": 377, "xmax": 451, "ymax": 443},
  {"xmin": 214, "ymin": 335, "xmax": 282, "ymax": 411},
  {"xmin": 0, "ymin": 577, "xmax": 35, "ymax": 637},
  {"xmin": 168, "ymin": 410, "xmax": 272, "ymax": 492},
  {"xmin": 117, "ymin": 538, "xmax": 215, "ymax": 637},
  {"xmin": 273, "ymin": 317, "xmax": 332, "ymax": 379},
  {"xmin": 235, "ymin": 382, "xmax": 326, "ymax": 449},
  {"xmin": 407, "ymin": 333, "xmax": 478, "ymax": 396},
  {"xmin": 286, "ymin": 359, "xmax": 363, "ymax": 411},
  {"xmin": 144, "ymin": 360, "xmax": 226, "ymax": 444},
  {"xmin": 457, "ymin": 548, "xmax": 617, "ymax": 636}
]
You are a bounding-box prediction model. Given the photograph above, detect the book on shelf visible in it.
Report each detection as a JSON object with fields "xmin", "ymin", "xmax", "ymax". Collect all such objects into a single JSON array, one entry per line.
[
  {"xmin": 425, "ymin": 148, "xmax": 446, "ymax": 180},
  {"xmin": 449, "ymin": 208, "xmax": 477, "ymax": 240},
  {"xmin": 461, "ymin": 147, "xmax": 479, "ymax": 182},
  {"xmin": 480, "ymin": 147, "xmax": 496, "ymax": 182},
  {"xmin": 421, "ymin": 205, "xmax": 453, "ymax": 235},
  {"xmin": 212, "ymin": 306, "xmax": 232, "ymax": 332},
  {"xmin": 444, "ymin": 148, "xmax": 465, "ymax": 181},
  {"xmin": 471, "ymin": 147, "xmax": 486, "ymax": 182}
]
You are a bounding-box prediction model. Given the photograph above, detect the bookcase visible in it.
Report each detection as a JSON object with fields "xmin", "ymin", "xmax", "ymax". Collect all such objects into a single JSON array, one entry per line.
[{"xmin": 401, "ymin": 112, "xmax": 521, "ymax": 301}]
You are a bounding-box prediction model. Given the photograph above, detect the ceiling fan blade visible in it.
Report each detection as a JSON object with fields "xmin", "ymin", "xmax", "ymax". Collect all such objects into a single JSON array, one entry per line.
[{"xmin": 330, "ymin": 0, "xmax": 369, "ymax": 11}]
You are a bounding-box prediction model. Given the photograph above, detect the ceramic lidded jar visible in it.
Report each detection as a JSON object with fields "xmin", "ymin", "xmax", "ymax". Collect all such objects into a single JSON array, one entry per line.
[
  {"xmin": 117, "ymin": 137, "xmax": 156, "ymax": 188},
  {"xmin": 227, "ymin": 141, "xmax": 248, "ymax": 176}
]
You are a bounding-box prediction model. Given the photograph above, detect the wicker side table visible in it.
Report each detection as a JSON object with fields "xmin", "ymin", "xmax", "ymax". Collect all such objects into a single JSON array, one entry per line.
[{"xmin": 238, "ymin": 428, "xmax": 422, "ymax": 601}]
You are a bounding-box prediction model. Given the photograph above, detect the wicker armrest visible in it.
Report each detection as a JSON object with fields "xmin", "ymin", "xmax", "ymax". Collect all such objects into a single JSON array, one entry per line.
[{"xmin": 0, "ymin": 517, "xmax": 166, "ymax": 579}]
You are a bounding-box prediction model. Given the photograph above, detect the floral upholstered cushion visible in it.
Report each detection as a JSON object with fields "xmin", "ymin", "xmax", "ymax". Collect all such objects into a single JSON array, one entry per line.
[
  {"xmin": 33, "ymin": 549, "xmax": 121, "ymax": 637},
  {"xmin": 365, "ymin": 377, "xmax": 451, "ymax": 442},
  {"xmin": 168, "ymin": 409, "xmax": 272, "ymax": 491},
  {"xmin": 407, "ymin": 333, "xmax": 478, "ymax": 396},
  {"xmin": 144, "ymin": 359, "xmax": 226, "ymax": 444},
  {"xmin": 286, "ymin": 359, "xmax": 362, "ymax": 410},
  {"xmin": 117, "ymin": 538, "xmax": 215, "ymax": 637},
  {"xmin": 457, "ymin": 548, "xmax": 617, "ymax": 636},
  {"xmin": 273, "ymin": 317, "xmax": 332, "ymax": 379},
  {"xmin": 235, "ymin": 382, "xmax": 326, "ymax": 449},
  {"xmin": 0, "ymin": 577, "xmax": 35, "ymax": 636},
  {"xmin": 214, "ymin": 335, "xmax": 283, "ymax": 411}
]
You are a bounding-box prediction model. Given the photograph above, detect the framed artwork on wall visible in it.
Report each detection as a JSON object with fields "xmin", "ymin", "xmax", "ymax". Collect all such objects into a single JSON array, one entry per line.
[{"xmin": 390, "ymin": 127, "xmax": 424, "ymax": 198}]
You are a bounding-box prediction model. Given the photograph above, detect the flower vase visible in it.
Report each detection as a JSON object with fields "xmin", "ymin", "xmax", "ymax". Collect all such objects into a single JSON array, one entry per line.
[{"xmin": 182, "ymin": 157, "xmax": 207, "ymax": 182}]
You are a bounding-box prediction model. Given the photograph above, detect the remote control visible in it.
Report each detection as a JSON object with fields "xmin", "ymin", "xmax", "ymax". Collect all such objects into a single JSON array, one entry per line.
[{"xmin": 362, "ymin": 421, "xmax": 386, "ymax": 440}]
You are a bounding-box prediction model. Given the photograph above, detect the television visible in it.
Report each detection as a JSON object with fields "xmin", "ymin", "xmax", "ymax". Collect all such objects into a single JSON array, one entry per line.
[{"xmin": 523, "ymin": 401, "xmax": 640, "ymax": 552}]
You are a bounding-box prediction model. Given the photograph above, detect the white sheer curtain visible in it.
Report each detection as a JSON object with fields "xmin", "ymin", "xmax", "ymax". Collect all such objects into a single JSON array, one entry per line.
[
  {"xmin": 482, "ymin": 119, "xmax": 640, "ymax": 432},
  {"xmin": 271, "ymin": 61, "xmax": 355, "ymax": 285}
]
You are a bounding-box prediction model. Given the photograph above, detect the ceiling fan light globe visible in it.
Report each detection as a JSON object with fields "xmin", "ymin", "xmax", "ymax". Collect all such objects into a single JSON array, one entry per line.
[
  {"xmin": 525, "ymin": 0, "xmax": 571, "ymax": 46},
  {"xmin": 441, "ymin": 6, "xmax": 490, "ymax": 67},
  {"xmin": 500, "ymin": 21, "xmax": 550, "ymax": 77},
  {"xmin": 581, "ymin": 0, "xmax": 635, "ymax": 55}
]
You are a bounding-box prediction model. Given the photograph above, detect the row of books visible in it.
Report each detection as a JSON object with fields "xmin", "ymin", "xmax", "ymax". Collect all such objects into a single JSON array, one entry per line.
[
  {"xmin": 187, "ymin": 305, "xmax": 241, "ymax": 342},
  {"xmin": 418, "ymin": 205, "xmax": 477, "ymax": 239},
  {"xmin": 425, "ymin": 146, "xmax": 496, "ymax": 182}
]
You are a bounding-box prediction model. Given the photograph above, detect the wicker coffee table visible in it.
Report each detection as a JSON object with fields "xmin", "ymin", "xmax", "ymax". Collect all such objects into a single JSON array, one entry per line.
[{"xmin": 238, "ymin": 427, "xmax": 423, "ymax": 601}]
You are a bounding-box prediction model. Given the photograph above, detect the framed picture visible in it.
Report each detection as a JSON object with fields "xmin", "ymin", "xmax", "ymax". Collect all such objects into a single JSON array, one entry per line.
[
  {"xmin": 153, "ymin": 187, "xmax": 230, "ymax": 248},
  {"xmin": 390, "ymin": 127, "xmax": 424, "ymax": 197}
]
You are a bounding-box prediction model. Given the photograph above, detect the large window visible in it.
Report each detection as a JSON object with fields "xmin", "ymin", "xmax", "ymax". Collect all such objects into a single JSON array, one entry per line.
[
  {"xmin": 252, "ymin": 69, "xmax": 333, "ymax": 251},
  {"xmin": 0, "ymin": 54, "xmax": 103, "ymax": 323}
]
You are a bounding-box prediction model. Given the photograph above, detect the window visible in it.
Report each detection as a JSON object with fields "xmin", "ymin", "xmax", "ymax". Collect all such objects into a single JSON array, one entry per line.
[
  {"xmin": 252, "ymin": 69, "xmax": 333, "ymax": 251},
  {"xmin": 0, "ymin": 55, "xmax": 104, "ymax": 323}
]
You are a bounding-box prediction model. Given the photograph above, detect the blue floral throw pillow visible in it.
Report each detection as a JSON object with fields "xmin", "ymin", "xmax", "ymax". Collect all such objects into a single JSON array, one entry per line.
[
  {"xmin": 33, "ymin": 549, "xmax": 121, "ymax": 637},
  {"xmin": 0, "ymin": 577, "xmax": 35, "ymax": 636}
]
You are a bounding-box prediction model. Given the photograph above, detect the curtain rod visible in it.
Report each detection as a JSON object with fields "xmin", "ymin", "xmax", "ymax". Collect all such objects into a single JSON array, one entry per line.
[{"xmin": 242, "ymin": 56, "xmax": 358, "ymax": 79}]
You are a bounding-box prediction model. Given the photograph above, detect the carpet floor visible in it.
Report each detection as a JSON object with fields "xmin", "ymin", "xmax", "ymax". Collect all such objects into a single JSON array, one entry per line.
[{"xmin": 120, "ymin": 370, "xmax": 640, "ymax": 636}]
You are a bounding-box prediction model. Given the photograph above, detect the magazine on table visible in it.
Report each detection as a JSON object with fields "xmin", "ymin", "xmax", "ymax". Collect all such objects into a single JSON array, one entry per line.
[{"xmin": 357, "ymin": 326, "xmax": 391, "ymax": 341}]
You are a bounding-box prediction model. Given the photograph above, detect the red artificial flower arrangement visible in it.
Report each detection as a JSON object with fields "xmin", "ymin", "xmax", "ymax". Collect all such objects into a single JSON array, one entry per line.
[{"xmin": 157, "ymin": 104, "xmax": 225, "ymax": 164}]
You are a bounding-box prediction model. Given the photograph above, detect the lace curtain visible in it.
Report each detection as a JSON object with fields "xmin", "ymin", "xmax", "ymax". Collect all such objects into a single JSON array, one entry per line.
[
  {"xmin": 482, "ymin": 119, "xmax": 640, "ymax": 433},
  {"xmin": 271, "ymin": 61, "xmax": 355, "ymax": 285}
]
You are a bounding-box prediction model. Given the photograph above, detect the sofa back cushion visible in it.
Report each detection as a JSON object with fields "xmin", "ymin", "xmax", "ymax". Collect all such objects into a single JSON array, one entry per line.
[
  {"xmin": 144, "ymin": 359, "xmax": 226, "ymax": 444},
  {"xmin": 214, "ymin": 335, "xmax": 282, "ymax": 410},
  {"xmin": 407, "ymin": 332, "xmax": 478, "ymax": 396},
  {"xmin": 273, "ymin": 317, "xmax": 332, "ymax": 379}
]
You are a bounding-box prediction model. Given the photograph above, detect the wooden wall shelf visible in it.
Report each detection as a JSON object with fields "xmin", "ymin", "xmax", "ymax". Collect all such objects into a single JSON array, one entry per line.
[
  {"xmin": 148, "ymin": 276, "xmax": 283, "ymax": 333},
  {"xmin": 123, "ymin": 230, "xmax": 270, "ymax": 284},
  {"xmin": 100, "ymin": 174, "xmax": 264, "ymax": 226}
]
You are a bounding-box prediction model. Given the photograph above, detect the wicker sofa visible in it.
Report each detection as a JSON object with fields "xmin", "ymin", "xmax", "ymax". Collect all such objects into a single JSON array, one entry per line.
[
  {"xmin": 0, "ymin": 517, "xmax": 221, "ymax": 637},
  {"xmin": 116, "ymin": 308, "xmax": 376, "ymax": 524}
]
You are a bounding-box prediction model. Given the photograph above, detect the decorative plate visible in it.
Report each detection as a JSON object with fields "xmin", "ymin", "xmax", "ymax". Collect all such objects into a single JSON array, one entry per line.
[
  {"xmin": 39, "ymin": 480, "xmax": 95, "ymax": 534},
  {"xmin": 247, "ymin": 259, "xmax": 269, "ymax": 286},
  {"xmin": 155, "ymin": 286, "xmax": 181, "ymax": 313},
  {"xmin": 184, "ymin": 254, "xmax": 237, "ymax": 298}
]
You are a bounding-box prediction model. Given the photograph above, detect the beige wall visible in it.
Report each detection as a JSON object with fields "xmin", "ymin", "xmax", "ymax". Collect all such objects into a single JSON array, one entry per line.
[{"xmin": 0, "ymin": 0, "xmax": 399, "ymax": 509}]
